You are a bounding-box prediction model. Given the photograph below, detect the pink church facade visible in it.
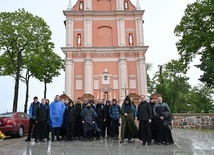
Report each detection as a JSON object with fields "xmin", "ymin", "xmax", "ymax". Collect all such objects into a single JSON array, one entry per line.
[{"xmin": 61, "ymin": 0, "xmax": 148, "ymax": 102}]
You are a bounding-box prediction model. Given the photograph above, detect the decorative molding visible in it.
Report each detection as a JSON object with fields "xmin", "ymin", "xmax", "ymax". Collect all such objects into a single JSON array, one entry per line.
[
  {"xmin": 75, "ymin": 75, "xmax": 83, "ymax": 79},
  {"xmin": 84, "ymin": 58, "xmax": 92, "ymax": 64},
  {"xmin": 65, "ymin": 59, "xmax": 73, "ymax": 65},
  {"xmin": 112, "ymin": 75, "xmax": 119, "ymax": 79},
  {"xmin": 129, "ymin": 75, "xmax": 136, "ymax": 78},
  {"xmin": 93, "ymin": 75, "xmax": 100, "ymax": 79},
  {"xmin": 74, "ymin": 29, "xmax": 84, "ymax": 32}
]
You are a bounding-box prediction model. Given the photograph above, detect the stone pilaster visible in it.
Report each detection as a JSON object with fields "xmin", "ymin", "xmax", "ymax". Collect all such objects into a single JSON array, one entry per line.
[
  {"xmin": 116, "ymin": 0, "xmax": 124, "ymax": 10},
  {"xmin": 117, "ymin": 18, "xmax": 125, "ymax": 46},
  {"xmin": 84, "ymin": 19, "xmax": 92, "ymax": 47},
  {"xmin": 136, "ymin": 18, "xmax": 144, "ymax": 46},
  {"xmin": 65, "ymin": 58, "xmax": 74, "ymax": 99},
  {"xmin": 84, "ymin": 0, "xmax": 92, "ymax": 10},
  {"xmin": 84, "ymin": 58, "xmax": 92, "ymax": 94},
  {"xmin": 138, "ymin": 57, "xmax": 148, "ymax": 96},
  {"xmin": 119, "ymin": 58, "xmax": 128, "ymax": 100},
  {"xmin": 66, "ymin": 19, "xmax": 73, "ymax": 47}
]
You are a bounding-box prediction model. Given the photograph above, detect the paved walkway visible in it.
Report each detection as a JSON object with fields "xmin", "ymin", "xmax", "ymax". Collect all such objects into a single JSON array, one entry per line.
[{"xmin": 0, "ymin": 129, "xmax": 213, "ymax": 155}]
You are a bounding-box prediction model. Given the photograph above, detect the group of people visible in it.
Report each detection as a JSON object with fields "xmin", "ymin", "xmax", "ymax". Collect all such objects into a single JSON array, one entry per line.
[{"xmin": 25, "ymin": 94, "xmax": 174, "ymax": 145}]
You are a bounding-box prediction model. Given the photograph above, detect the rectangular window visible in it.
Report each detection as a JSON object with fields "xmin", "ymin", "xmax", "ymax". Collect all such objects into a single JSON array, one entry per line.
[
  {"xmin": 94, "ymin": 80, "xmax": 99, "ymax": 89},
  {"xmin": 129, "ymin": 79, "xmax": 136, "ymax": 89},
  {"xmin": 76, "ymin": 80, "xmax": 82, "ymax": 90},
  {"xmin": 113, "ymin": 80, "xmax": 119, "ymax": 89}
]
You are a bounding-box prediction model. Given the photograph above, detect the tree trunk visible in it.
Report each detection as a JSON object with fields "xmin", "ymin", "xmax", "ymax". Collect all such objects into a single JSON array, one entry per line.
[
  {"xmin": 24, "ymin": 73, "xmax": 30, "ymax": 113},
  {"xmin": 44, "ymin": 81, "xmax": 47, "ymax": 98},
  {"xmin": 13, "ymin": 73, "xmax": 19, "ymax": 112},
  {"xmin": 12, "ymin": 52, "xmax": 22, "ymax": 112}
]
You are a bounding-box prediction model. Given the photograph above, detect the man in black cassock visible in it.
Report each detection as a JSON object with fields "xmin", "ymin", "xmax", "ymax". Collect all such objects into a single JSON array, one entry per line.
[
  {"xmin": 94, "ymin": 99, "xmax": 104, "ymax": 139},
  {"xmin": 74, "ymin": 98, "xmax": 83, "ymax": 140}
]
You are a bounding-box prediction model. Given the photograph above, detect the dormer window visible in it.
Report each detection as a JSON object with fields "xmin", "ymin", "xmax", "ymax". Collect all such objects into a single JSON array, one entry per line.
[
  {"xmin": 77, "ymin": 34, "xmax": 81, "ymax": 46},
  {"xmin": 124, "ymin": 0, "xmax": 129, "ymax": 10},
  {"xmin": 128, "ymin": 33, "xmax": 133, "ymax": 45},
  {"xmin": 79, "ymin": 1, "xmax": 84, "ymax": 11}
]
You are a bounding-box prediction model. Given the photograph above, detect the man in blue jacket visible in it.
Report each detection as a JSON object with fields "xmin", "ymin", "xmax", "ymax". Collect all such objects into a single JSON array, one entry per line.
[
  {"xmin": 25, "ymin": 96, "xmax": 40, "ymax": 142},
  {"xmin": 109, "ymin": 99, "xmax": 120, "ymax": 140},
  {"xmin": 49, "ymin": 95, "xmax": 66, "ymax": 142}
]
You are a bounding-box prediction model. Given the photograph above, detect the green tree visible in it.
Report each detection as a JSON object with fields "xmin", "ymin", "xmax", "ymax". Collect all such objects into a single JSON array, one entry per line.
[
  {"xmin": 146, "ymin": 62, "xmax": 155, "ymax": 94},
  {"xmin": 174, "ymin": 0, "xmax": 214, "ymax": 88},
  {"xmin": 153, "ymin": 60, "xmax": 190, "ymax": 113},
  {"xmin": 0, "ymin": 9, "xmax": 53, "ymax": 112},
  {"xmin": 189, "ymin": 84, "xmax": 214, "ymax": 113},
  {"xmin": 34, "ymin": 45, "xmax": 65, "ymax": 98}
]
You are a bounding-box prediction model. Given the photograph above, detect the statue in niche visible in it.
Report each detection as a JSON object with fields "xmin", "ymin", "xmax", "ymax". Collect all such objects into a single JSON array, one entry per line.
[
  {"xmin": 128, "ymin": 33, "xmax": 133, "ymax": 45},
  {"xmin": 77, "ymin": 34, "xmax": 81, "ymax": 46},
  {"xmin": 124, "ymin": 0, "xmax": 129, "ymax": 10},
  {"xmin": 79, "ymin": 1, "xmax": 83, "ymax": 11}
]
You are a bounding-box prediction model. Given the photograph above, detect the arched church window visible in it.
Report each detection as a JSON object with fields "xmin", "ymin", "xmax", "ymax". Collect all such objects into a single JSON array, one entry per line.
[
  {"xmin": 124, "ymin": 0, "xmax": 129, "ymax": 10},
  {"xmin": 79, "ymin": 1, "xmax": 84, "ymax": 11},
  {"xmin": 77, "ymin": 33, "xmax": 81, "ymax": 46},
  {"xmin": 128, "ymin": 33, "xmax": 133, "ymax": 45}
]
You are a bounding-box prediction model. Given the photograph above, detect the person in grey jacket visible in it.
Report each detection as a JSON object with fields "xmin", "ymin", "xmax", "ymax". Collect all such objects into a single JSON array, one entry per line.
[{"xmin": 153, "ymin": 96, "xmax": 174, "ymax": 145}]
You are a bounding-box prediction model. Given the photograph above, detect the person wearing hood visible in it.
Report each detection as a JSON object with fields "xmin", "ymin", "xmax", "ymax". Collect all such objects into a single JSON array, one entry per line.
[
  {"xmin": 74, "ymin": 97, "xmax": 83, "ymax": 140},
  {"xmin": 94, "ymin": 99, "xmax": 104, "ymax": 140},
  {"xmin": 64, "ymin": 100, "xmax": 77, "ymax": 141},
  {"xmin": 120, "ymin": 96, "xmax": 138, "ymax": 143},
  {"xmin": 81, "ymin": 101, "xmax": 101, "ymax": 142},
  {"xmin": 102, "ymin": 100, "xmax": 111, "ymax": 138},
  {"xmin": 49, "ymin": 95, "xmax": 66, "ymax": 142}
]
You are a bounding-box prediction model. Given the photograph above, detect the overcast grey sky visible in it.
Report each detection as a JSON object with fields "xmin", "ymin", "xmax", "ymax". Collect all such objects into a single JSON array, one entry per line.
[{"xmin": 0, "ymin": 0, "xmax": 200, "ymax": 113}]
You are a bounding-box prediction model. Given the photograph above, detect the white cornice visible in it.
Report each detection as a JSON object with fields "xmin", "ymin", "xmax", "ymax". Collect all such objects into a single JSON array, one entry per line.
[
  {"xmin": 63, "ymin": 10, "xmax": 144, "ymax": 16},
  {"xmin": 61, "ymin": 46, "xmax": 149, "ymax": 54}
]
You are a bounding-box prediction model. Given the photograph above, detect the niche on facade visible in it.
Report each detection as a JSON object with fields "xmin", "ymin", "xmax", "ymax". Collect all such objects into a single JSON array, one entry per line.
[
  {"xmin": 79, "ymin": 1, "xmax": 84, "ymax": 11},
  {"xmin": 128, "ymin": 33, "xmax": 134, "ymax": 45},
  {"xmin": 77, "ymin": 33, "xmax": 82, "ymax": 46},
  {"xmin": 97, "ymin": 26, "xmax": 113, "ymax": 46},
  {"xmin": 124, "ymin": 0, "xmax": 129, "ymax": 10},
  {"xmin": 102, "ymin": 69, "xmax": 110, "ymax": 85},
  {"xmin": 97, "ymin": 0, "xmax": 111, "ymax": 11}
]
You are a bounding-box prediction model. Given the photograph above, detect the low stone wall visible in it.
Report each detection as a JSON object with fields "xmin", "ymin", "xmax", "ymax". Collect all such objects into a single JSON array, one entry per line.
[{"xmin": 172, "ymin": 113, "xmax": 214, "ymax": 129}]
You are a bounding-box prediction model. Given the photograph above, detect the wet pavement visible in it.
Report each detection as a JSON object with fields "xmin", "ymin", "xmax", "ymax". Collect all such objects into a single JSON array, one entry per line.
[{"xmin": 0, "ymin": 128, "xmax": 213, "ymax": 155}]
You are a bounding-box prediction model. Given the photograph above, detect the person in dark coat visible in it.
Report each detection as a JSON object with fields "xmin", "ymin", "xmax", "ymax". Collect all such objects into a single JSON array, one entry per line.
[
  {"xmin": 25, "ymin": 96, "xmax": 40, "ymax": 142},
  {"xmin": 35, "ymin": 98, "xmax": 49, "ymax": 142},
  {"xmin": 74, "ymin": 98, "xmax": 84, "ymax": 140},
  {"xmin": 64, "ymin": 100, "xmax": 77, "ymax": 141},
  {"xmin": 102, "ymin": 100, "xmax": 111, "ymax": 138},
  {"xmin": 154, "ymin": 96, "xmax": 174, "ymax": 145},
  {"xmin": 149, "ymin": 97, "xmax": 157, "ymax": 142},
  {"xmin": 137, "ymin": 95, "xmax": 152, "ymax": 145},
  {"xmin": 45, "ymin": 99, "xmax": 51, "ymax": 141},
  {"xmin": 109, "ymin": 99, "xmax": 120, "ymax": 140},
  {"xmin": 81, "ymin": 102, "xmax": 101, "ymax": 142},
  {"xmin": 60, "ymin": 99, "xmax": 69, "ymax": 140},
  {"xmin": 94, "ymin": 99, "xmax": 104, "ymax": 139},
  {"xmin": 120, "ymin": 96, "xmax": 138, "ymax": 143}
]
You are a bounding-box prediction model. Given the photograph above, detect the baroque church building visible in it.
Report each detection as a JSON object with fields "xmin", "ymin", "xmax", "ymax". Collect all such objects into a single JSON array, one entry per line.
[{"xmin": 62, "ymin": 0, "xmax": 148, "ymax": 103}]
